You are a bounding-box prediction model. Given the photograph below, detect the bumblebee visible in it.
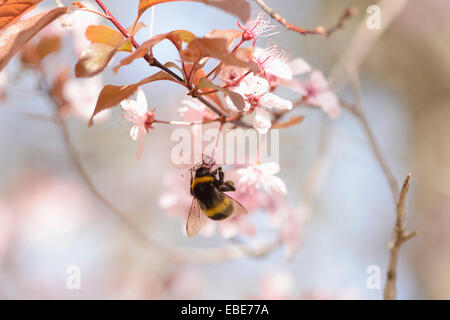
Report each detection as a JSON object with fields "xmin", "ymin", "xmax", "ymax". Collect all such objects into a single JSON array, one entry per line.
[{"xmin": 186, "ymin": 164, "xmax": 247, "ymax": 238}]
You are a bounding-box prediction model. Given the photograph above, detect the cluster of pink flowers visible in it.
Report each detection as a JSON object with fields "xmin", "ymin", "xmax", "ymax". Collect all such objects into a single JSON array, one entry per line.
[{"xmin": 147, "ymin": 13, "xmax": 342, "ymax": 257}]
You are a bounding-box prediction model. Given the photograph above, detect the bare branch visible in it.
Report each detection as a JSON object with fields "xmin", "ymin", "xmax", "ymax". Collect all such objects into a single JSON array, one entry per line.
[
  {"xmin": 347, "ymin": 70, "xmax": 399, "ymax": 201},
  {"xmin": 384, "ymin": 174, "xmax": 419, "ymax": 300},
  {"xmin": 254, "ymin": 0, "xmax": 357, "ymax": 37}
]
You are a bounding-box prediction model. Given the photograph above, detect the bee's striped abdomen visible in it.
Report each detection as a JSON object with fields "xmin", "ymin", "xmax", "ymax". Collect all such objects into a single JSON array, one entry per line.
[
  {"xmin": 192, "ymin": 176, "xmax": 233, "ymax": 221},
  {"xmin": 201, "ymin": 196, "xmax": 233, "ymax": 220}
]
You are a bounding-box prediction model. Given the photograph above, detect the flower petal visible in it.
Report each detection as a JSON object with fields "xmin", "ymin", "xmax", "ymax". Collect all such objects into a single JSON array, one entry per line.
[
  {"xmin": 261, "ymin": 93, "xmax": 292, "ymax": 110},
  {"xmin": 265, "ymin": 58, "xmax": 292, "ymax": 80},
  {"xmin": 289, "ymin": 58, "xmax": 311, "ymax": 75},
  {"xmin": 316, "ymin": 91, "xmax": 341, "ymax": 118},
  {"xmin": 253, "ymin": 107, "xmax": 272, "ymax": 134},
  {"xmin": 134, "ymin": 87, "xmax": 148, "ymax": 115},
  {"xmin": 309, "ymin": 70, "xmax": 329, "ymax": 91}
]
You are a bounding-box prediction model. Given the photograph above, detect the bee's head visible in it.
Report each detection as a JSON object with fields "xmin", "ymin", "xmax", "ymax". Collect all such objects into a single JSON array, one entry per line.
[{"xmin": 195, "ymin": 166, "xmax": 211, "ymax": 177}]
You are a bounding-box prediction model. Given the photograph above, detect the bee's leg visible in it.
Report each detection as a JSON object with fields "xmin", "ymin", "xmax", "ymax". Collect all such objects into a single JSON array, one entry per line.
[
  {"xmin": 218, "ymin": 167, "xmax": 224, "ymax": 184},
  {"xmin": 219, "ymin": 180, "xmax": 235, "ymax": 192},
  {"xmin": 217, "ymin": 167, "xmax": 235, "ymax": 192}
]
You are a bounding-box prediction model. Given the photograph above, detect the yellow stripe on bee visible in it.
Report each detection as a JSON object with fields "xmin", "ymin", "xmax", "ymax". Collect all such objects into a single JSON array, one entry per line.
[
  {"xmin": 191, "ymin": 176, "xmax": 214, "ymax": 189},
  {"xmin": 204, "ymin": 197, "xmax": 231, "ymax": 218}
]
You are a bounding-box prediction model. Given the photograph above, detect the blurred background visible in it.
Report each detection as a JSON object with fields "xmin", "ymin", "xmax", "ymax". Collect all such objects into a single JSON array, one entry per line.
[{"xmin": 0, "ymin": 0, "xmax": 449, "ymax": 299}]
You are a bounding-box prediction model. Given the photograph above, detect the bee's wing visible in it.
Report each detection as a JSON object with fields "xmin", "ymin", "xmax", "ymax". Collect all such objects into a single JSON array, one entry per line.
[
  {"xmin": 223, "ymin": 193, "xmax": 248, "ymax": 215},
  {"xmin": 186, "ymin": 197, "xmax": 208, "ymax": 238}
]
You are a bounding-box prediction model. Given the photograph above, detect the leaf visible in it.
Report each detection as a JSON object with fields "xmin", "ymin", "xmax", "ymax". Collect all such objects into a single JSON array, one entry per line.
[
  {"xmin": 205, "ymin": 29, "xmax": 242, "ymax": 48},
  {"xmin": 85, "ymin": 25, "xmax": 124, "ymax": 47},
  {"xmin": 0, "ymin": 7, "xmax": 68, "ymax": 71},
  {"xmin": 75, "ymin": 43, "xmax": 118, "ymax": 78},
  {"xmin": 182, "ymin": 37, "xmax": 258, "ymax": 72},
  {"xmin": 113, "ymin": 31, "xmax": 182, "ymax": 73},
  {"xmin": 0, "ymin": 0, "xmax": 43, "ymax": 30},
  {"xmin": 272, "ymin": 115, "xmax": 305, "ymax": 129},
  {"xmin": 89, "ymin": 71, "xmax": 177, "ymax": 127},
  {"xmin": 171, "ymin": 29, "xmax": 196, "ymax": 43},
  {"xmin": 20, "ymin": 35, "xmax": 61, "ymax": 67},
  {"xmin": 135, "ymin": 0, "xmax": 250, "ymax": 28},
  {"xmin": 198, "ymin": 77, "xmax": 245, "ymax": 111},
  {"xmin": 85, "ymin": 23, "xmax": 146, "ymax": 53}
]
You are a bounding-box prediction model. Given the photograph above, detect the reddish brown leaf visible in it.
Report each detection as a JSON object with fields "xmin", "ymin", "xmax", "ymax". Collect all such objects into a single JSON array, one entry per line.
[
  {"xmin": 50, "ymin": 67, "xmax": 71, "ymax": 115},
  {"xmin": 75, "ymin": 43, "xmax": 118, "ymax": 78},
  {"xmin": 113, "ymin": 31, "xmax": 182, "ymax": 73},
  {"xmin": 272, "ymin": 115, "xmax": 305, "ymax": 129},
  {"xmin": 85, "ymin": 23, "xmax": 146, "ymax": 53},
  {"xmin": 182, "ymin": 37, "xmax": 258, "ymax": 72},
  {"xmin": 197, "ymin": 77, "xmax": 245, "ymax": 111},
  {"xmin": 205, "ymin": 29, "xmax": 242, "ymax": 48},
  {"xmin": 85, "ymin": 25, "xmax": 124, "ymax": 47},
  {"xmin": 171, "ymin": 29, "xmax": 196, "ymax": 43},
  {"xmin": 89, "ymin": 71, "xmax": 178, "ymax": 127},
  {"xmin": 20, "ymin": 35, "xmax": 61, "ymax": 67},
  {"xmin": 0, "ymin": 7, "xmax": 68, "ymax": 71},
  {"xmin": 185, "ymin": 65, "xmax": 225, "ymax": 111},
  {"xmin": 135, "ymin": 0, "xmax": 250, "ymax": 28},
  {"xmin": 0, "ymin": 0, "xmax": 42, "ymax": 30}
]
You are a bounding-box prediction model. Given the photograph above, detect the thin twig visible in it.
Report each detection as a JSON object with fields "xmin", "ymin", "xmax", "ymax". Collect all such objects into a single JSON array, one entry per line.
[
  {"xmin": 383, "ymin": 174, "xmax": 419, "ymax": 300},
  {"xmin": 347, "ymin": 71, "xmax": 399, "ymax": 201},
  {"xmin": 254, "ymin": 0, "xmax": 357, "ymax": 37},
  {"xmin": 346, "ymin": 71, "xmax": 418, "ymax": 299}
]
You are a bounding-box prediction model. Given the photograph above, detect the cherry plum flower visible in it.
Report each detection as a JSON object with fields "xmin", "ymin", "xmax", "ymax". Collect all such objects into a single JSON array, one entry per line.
[
  {"xmin": 300, "ymin": 71, "xmax": 341, "ymax": 118},
  {"xmin": 227, "ymin": 74, "xmax": 292, "ymax": 134},
  {"xmin": 253, "ymin": 46, "xmax": 292, "ymax": 80},
  {"xmin": 120, "ymin": 88, "xmax": 155, "ymax": 159},
  {"xmin": 235, "ymin": 162, "xmax": 287, "ymax": 196},
  {"xmin": 238, "ymin": 12, "xmax": 278, "ymax": 46},
  {"xmin": 178, "ymin": 98, "xmax": 216, "ymax": 123},
  {"xmin": 285, "ymin": 62, "xmax": 341, "ymax": 118}
]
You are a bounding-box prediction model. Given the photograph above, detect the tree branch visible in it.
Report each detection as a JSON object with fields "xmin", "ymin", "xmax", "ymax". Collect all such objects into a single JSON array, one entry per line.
[
  {"xmin": 93, "ymin": 0, "xmax": 250, "ymax": 129},
  {"xmin": 383, "ymin": 174, "xmax": 419, "ymax": 300},
  {"xmin": 347, "ymin": 71, "xmax": 399, "ymax": 201},
  {"xmin": 254, "ymin": 0, "xmax": 356, "ymax": 37}
]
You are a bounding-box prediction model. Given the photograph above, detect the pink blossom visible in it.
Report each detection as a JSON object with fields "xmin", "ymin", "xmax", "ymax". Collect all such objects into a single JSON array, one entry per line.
[
  {"xmin": 120, "ymin": 88, "xmax": 155, "ymax": 159},
  {"xmin": 220, "ymin": 65, "xmax": 248, "ymax": 88},
  {"xmin": 289, "ymin": 58, "xmax": 312, "ymax": 76},
  {"xmin": 227, "ymin": 74, "xmax": 292, "ymax": 134},
  {"xmin": 253, "ymin": 46, "xmax": 292, "ymax": 80},
  {"xmin": 290, "ymin": 70, "xmax": 341, "ymax": 118},
  {"xmin": 303, "ymin": 71, "xmax": 341, "ymax": 118},
  {"xmin": 178, "ymin": 98, "xmax": 216, "ymax": 122},
  {"xmin": 235, "ymin": 162, "xmax": 287, "ymax": 196},
  {"xmin": 238, "ymin": 12, "xmax": 277, "ymax": 46}
]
